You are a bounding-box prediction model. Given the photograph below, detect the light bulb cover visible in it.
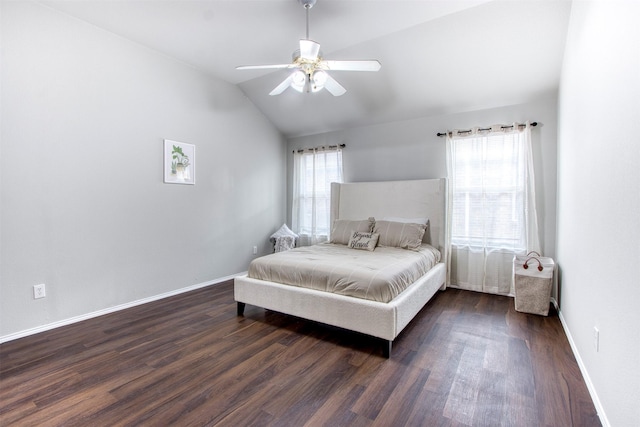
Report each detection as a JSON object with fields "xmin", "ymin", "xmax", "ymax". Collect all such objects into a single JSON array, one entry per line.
[
  {"xmin": 291, "ymin": 70, "xmax": 306, "ymax": 92},
  {"xmin": 311, "ymin": 70, "xmax": 328, "ymax": 92},
  {"xmin": 313, "ymin": 70, "xmax": 327, "ymax": 85}
]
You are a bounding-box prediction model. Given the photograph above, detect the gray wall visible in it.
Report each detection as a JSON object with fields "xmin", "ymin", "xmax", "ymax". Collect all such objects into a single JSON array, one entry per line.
[
  {"xmin": 0, "ymin": 2, "xmax": 286, "ymax": 338},
  {"xmin": 287, "ymin": 96, "xmax": 559, "ymax": 263},
  {"xmin": 557, "ymin": 2, "xmax": 640, "ymax": 425}
]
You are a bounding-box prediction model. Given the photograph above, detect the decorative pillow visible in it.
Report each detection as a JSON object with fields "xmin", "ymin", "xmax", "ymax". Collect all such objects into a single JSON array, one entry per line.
[
  {"xmin": 374, "ymin": 220, "xmax": 426, "ymax": 250},
  {"xmin": 330, "ymin": 218, "xmax": 375, "ymax": 244},
  {"xmin": 347, "ymin": 231, "xmax": 379, "ymax": 251}
]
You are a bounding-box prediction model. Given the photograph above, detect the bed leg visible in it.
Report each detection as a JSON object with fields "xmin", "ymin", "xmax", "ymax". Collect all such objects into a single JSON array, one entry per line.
[
  {"xmin": 237, "ymin": 302, "xmax": 245, "ymax": 316},
  {"xmin": 383, "ymin": 340, "xmax": 392, "ymax": 358}
]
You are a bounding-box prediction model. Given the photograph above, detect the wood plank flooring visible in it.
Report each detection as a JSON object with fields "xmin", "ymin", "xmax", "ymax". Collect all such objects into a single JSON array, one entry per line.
[{"xmin": 0, "ymin": 280, "xmax": 601, "ymax": 426}]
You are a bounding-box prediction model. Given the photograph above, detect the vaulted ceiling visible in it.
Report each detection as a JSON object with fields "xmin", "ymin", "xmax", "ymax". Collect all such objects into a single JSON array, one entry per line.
[{"xmin": 39, "ymin": 0, "xmax": 572, "ymax": 138}]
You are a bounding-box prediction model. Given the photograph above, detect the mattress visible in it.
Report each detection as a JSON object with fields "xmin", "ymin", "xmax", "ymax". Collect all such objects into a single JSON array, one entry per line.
[{"xmin": 247, "ymin": 243, "xmax": 441, "ymax": 303}]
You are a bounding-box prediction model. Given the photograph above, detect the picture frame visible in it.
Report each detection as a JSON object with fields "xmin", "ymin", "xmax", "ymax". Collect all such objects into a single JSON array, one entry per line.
[{"xmin": 164, "ymin": 139, "xmax": 195, "ymax": 185}]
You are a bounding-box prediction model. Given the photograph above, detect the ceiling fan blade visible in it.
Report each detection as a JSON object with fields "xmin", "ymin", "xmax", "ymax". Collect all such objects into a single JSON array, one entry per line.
[
  {"xmin": 322, "ymin": 60, "xmax": 381, "ymax": 72},
  {"xmin": 269, "ymin": 75, "xmax": 294, "ymax": 96},
  {"xmin": 323, "ymin": 74, "xmax": 346, "ymax": 97},
  {"xmin": 236, "ymin": 64, "xmax": 294, "ymax": 70},
  {"xmin": 299, "ymin": 39, "xmax": 320, "ymax": 61}
]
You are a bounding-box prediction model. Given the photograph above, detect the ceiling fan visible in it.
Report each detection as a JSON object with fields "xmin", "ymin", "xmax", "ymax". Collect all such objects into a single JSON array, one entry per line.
[{"xmin": 236, "ymin": 0, "xmax": 381, "ymax": 96}]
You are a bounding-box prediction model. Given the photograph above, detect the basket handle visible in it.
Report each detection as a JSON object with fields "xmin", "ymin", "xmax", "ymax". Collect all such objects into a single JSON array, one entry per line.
[
  {"xmin": 526, "ymin": 251, "xmax": 541, "ymax": 257},
  {"xmin": 523, "ymin": 257, "xmax": 544, "ymax": 272}
]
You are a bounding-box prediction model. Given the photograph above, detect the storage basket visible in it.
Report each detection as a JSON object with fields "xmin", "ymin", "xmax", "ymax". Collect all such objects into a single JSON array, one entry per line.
[{"xmin": 513, "ymin": 252, "xmax": 554, "ymax": 316}]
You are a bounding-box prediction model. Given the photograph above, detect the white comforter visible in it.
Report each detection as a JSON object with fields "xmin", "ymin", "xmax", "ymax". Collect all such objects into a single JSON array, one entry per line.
[{"xmin": 248, "ymin": 243, "xmax": 441, "ymax": 303}]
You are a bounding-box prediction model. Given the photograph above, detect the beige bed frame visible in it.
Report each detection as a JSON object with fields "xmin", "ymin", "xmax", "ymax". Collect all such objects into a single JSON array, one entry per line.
[{"xmin": 234, "ymin": 178, "xmax": 448, "ymax": 357}]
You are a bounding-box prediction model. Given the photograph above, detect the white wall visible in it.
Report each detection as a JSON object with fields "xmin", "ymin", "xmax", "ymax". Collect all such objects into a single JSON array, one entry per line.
[
  {"xmin": 557, "ymin": 1, "xmax": 640, "ymax": 425},
  {"xmin": 0, "ymin": 1, "xmax": 286, "ymax": 339},
  {"xmin": 287, "ymin": 96, "xmax": 558, "ymax": 261}
]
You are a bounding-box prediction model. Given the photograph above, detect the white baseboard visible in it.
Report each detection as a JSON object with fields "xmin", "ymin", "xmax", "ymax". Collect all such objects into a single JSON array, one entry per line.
[
  {"xmin": 556, "ymin": 307, "xmax": 609, "ymax": 427},
  {"xmin": 0, "ymin": 272, "xmax": 246, "ymax": 344}
]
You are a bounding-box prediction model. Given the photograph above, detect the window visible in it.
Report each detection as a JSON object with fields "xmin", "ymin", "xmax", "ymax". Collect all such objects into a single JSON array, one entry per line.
[
  {"xmin": 292, "ymin": 148, "xmax": 343, "ymax": 245},
  {"xmin": 450, "ymin": 132, "xmax": 528, "ymax": 251}
]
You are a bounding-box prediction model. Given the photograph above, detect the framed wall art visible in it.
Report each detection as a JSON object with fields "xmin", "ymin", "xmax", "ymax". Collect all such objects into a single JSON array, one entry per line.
[{"xmin": 164, "ymin": 139, "xmax": 195, "ymax": 185}]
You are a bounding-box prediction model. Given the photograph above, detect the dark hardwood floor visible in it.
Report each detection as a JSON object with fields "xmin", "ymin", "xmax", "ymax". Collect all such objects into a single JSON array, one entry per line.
[{"xmin": 0, "ymin": 280, "xmax": 600, "ymax": 426}]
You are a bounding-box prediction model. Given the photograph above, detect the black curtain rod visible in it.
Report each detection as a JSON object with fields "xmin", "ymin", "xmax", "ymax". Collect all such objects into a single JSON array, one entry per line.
[
  {"xmin": 437, "ymin": 122, "xmax": 537, "ymax": 137},
  {"xmin": 293, "ymin": 143, "xmax": 345, "ymax": 154}
]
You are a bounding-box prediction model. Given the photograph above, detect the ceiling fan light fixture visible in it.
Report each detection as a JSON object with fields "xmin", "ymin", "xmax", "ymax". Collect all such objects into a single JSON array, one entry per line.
[
  {"xmin": 291, "ymin": 70, "xmax": 307, "ymax": 92},
  {"xmin": 312, "ymin": 70, "xmax": 327, "ymax": 92}
]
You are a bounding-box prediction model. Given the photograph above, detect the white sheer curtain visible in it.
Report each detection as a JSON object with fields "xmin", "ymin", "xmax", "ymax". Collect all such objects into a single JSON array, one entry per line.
[
  {"xmin": 446, "ymin": 123, "xmax": 540, "ymax": 295},
  {"xmin": 292, "ymin": 147, "xmax": 343, "ymax": 246}
]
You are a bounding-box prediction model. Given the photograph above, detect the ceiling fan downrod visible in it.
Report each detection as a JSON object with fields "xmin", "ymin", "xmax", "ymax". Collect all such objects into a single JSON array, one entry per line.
[{"xmin": 299, "ymin": 0, "xmax": 316, "ymax": 39}]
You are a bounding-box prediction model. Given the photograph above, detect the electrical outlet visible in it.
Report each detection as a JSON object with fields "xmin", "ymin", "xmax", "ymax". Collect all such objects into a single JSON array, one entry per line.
[
  {"xmin": 33, "ymin": 283, "xmax": 46, "ymax": 299},
  {"xmin": 253, "ymin": 246, "xmax": 258, "ymax": 255},
  {"xmin": 593, "ymin": 327, "xmax": 600, "ymax": 352}
]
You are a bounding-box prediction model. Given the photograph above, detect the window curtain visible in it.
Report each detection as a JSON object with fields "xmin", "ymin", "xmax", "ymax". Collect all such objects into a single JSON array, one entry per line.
[
  {"xmin": 445, "ymin": 123, "xmax": 540, "ymax": 295},
  {"xmin": 292, "ymin": 147, "xmax": 343, "ymax": 246}
]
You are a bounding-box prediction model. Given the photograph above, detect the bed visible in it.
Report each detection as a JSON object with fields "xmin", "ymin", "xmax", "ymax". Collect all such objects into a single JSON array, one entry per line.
[{"xmin": 234, "ymin": 178, "xmax": 448, "ymax": 357}]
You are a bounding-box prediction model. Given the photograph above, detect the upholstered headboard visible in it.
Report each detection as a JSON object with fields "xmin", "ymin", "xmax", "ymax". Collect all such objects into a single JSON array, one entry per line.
[{"xmin": 330, "ymin": 178, "xmax": 448, "ymax": 256}]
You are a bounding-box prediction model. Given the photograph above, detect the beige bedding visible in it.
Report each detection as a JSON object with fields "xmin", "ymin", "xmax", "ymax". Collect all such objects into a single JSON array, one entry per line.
[{"xmin": 247, "ymin": 243, "xmax": 441, "ymax": 303}]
